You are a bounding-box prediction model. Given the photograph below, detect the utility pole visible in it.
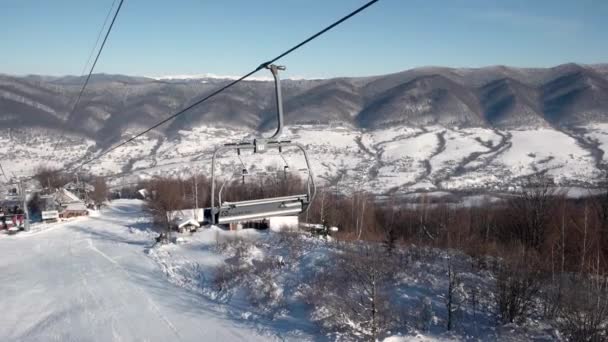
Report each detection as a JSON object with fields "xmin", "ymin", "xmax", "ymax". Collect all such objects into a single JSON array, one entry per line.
[
  {"xmin": 75, "ymin": 173, "xmax": 87, "ymax": 202},
  {"xmin": 194, "ymin": 171, "xmax": 199, "ymax": 209},
  {"xmin": 192, "ymin": 168, "xmax": 199, "ymax": 221},
  {"xmin": 75, "ymin": 172, "xmax": 81, "ymax": 199},
  {"xmin": 18, "ymin": 180, "xmax": 29, "ymax": 231}
]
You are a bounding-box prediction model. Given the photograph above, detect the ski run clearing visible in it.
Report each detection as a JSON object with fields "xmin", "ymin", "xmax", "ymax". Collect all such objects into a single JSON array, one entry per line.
[{"xmin": 0, "ymin": 200, "xmax": 562, "ymax": 341}]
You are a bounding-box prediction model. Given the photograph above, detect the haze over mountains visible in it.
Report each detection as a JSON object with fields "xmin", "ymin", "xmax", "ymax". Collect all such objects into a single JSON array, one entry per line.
[{"xmin": 2, "ymin": 63, "xmax": 608, "ymax": 145}]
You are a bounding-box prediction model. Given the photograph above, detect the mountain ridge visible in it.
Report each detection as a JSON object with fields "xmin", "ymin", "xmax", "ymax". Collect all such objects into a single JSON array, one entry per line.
[{"xmin": 1, "ymin": 63, "xmax": 607, "ymax": 144}]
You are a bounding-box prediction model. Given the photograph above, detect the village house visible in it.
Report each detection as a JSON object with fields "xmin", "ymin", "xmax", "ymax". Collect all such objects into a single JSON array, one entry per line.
[{"xmin": 54, "ymin": 188, "xmax": 88, "ymax": 218}]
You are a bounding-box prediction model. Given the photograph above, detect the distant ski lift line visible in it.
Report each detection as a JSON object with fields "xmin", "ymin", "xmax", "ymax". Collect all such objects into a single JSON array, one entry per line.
[
  {"xmin": 79, "ymin": 0, "xmax": 119, "ymax": 80},
  {"xmin": 0, "ymin": 162, "xmax": 9, "ymax": 183},
  {"xmin": 44, "ymin": 0, "xmax": 380, "ymax": 180},
  {"xmin": 48, "ymin": 0, "xmax": 126, "ymax": 163}
]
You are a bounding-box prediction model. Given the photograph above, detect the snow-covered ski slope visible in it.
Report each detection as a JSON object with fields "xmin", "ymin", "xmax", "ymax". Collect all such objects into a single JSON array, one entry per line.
[
  {"xmin": 0, "ymin": 200, "xmax": 562, "ymax": 341},
  {"xmin": 2, "ymin": 123, "xmax": 606, "ymax": 193},
  {"xmin": 0, "ymin": 200, "xmax": 270, "ymax": 342}
]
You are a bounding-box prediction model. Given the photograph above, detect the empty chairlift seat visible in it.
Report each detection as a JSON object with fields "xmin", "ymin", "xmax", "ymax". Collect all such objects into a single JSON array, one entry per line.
[{"xmin": 216, "ymin": 194, "xmax": 309, "ymax": 224}]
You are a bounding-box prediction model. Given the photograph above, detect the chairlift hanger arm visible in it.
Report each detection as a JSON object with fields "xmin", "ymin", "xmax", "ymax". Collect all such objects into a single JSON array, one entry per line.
[{"xmin": 266, "ymin": 64, "xmax": 285, "ymax": 140}]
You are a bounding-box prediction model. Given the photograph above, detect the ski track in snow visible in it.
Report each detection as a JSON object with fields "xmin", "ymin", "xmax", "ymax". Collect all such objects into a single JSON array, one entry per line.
[
  {"xmin": 0, "ymin": 199, "xmax": 272, "ymax": 342},
  {"xmin": 84, "ymin": 237, "xmax": 183, "ymax": 340}
]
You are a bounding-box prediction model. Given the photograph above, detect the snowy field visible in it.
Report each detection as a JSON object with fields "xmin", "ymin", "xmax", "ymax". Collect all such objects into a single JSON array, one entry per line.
[
  {"xmin": 1, "ymin": 123, "xmax": 606, "ymax": 194},
  {"xmin": 0, "ymin": 200, "xmax": 562, "ymax": 341}
]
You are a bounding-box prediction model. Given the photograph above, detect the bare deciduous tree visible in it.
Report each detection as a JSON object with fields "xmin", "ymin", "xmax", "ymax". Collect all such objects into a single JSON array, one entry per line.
[
  {"xmin": 557, "ymin": 276, "xmax": 608, "ymax": 342},
  {"xmin": 90, "ymin": 177, "xmax": 108, "ymax": 206},
  {"xmin": 495, "ymin": 249, "xmax": 541, "ymax": 324},
  {"xmin": 507, "ymin": 175, "xmax": 557, "ymax": 251},
  {"xmin": 33, "ymin": 166, "xmax": 70, "ymax": 191},
  {"xmin": 145, "ymin": 177, "xmax": 186, "ymax": 243},
  {"xmin": 308, "ymin": 243, "xmax": 397, "ymax": 340},
  {"xmin": 444, "ymin": 260, "xmax": 465, "ymax": 331}
]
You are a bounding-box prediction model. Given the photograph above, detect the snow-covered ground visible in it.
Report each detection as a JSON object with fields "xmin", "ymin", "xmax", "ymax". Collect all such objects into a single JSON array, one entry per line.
[
  {"xmin": 0, "ymin": 199, "xmax": 564, "ymax": 341},
  {"xmin": 579, "ymin": 123, "xmax": 608, "ymax": 164},
  {"xmin": 141, "ymin": 202, "xmax": 561, "ymax": 341},
  {"xmin": 0, "ymin": 200, "xmax": 272, "ymax": 341},
  {"xmin": 2, "ymin": 123, "xmax": 606, "ymax": 194}
]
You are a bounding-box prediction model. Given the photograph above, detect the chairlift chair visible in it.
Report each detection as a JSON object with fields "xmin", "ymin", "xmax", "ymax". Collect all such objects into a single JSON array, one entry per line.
[{"xmin": 210, "ymin": 64, "xmax": 316, "ymax": 225}]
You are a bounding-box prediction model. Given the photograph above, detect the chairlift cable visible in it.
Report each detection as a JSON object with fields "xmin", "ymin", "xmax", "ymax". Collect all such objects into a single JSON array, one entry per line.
[
  {"xmin": 27, "ymin": 0, "xmax": 378, "ymax": 183},
  {"xmin": 79, "ymin": 0, "xmax": 119, "ymax": 79},
  {"xmin": 69, "ymin": 0, "xmax": 380, "ymax": 171},
  {"xmin": 0, "ymin": 162, "xmax": 9, "ymax": 183},
  {"xmin": 48, "ymin": 0, "xmax": 125, "ymax": 157}
]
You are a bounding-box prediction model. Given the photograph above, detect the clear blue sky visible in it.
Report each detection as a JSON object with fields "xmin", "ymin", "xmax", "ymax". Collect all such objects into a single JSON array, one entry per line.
[{"xmin": 1, "ymin": 0, "xmax": 607, "ymax": 78}]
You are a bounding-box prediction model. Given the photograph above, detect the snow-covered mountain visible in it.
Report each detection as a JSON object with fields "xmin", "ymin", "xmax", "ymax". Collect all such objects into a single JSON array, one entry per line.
[
  {"xmin": 1, "ymin": 63, "xmax": 608, "ymax": 193},
  {"xmin": 150, "ymin": 73, "xmax": 313, "ymax": 82},
  {"xmin": 3, "ymin": 63, "xmax": 608, "ymax": 140}
]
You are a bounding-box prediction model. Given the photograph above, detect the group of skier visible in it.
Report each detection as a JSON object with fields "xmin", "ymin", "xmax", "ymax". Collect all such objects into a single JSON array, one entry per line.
[{"xmin": 0, "ymin": 205, "xmax": 24, "ymax": 229}]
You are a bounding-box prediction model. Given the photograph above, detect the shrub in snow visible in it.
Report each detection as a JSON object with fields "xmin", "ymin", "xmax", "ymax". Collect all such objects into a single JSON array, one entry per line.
[
  {"xmin": 213, "ymin": 238, "xmax": 260, "ymax": 298},
  {"xmin": 275, "ymin": 231, "xmax": 306, "ymax": 264},
  {"xmin": 443, "ymin": 261, "xmax": 466, "ymax": 331},
  {"xmin": 415, "ymin": 296, "xmax": 434, "ymax": 333},
  {"xmin": 212, "ymin": 236, "xmax": 288, "ymax": 315},
  {"xmin": 245, "ymin": 257, "xmax": 285, "ymax": 312},
  {"xmin": 307, "ymin": 243, "xmax": 398, "ymax": 341},
  {"xmin": 556, "ymin": 276, "xmax": 608, "ymax": 342},
  {"xmin": 494, "ymin": 251, "xmax": 541, "ymax": 324},
  {"xmin": 213, "ymin": 262, "xmax": 247, "ymax": 299}
]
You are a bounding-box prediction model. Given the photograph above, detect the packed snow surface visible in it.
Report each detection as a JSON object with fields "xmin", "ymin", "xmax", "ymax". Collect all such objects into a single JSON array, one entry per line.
[{"xmin": 0, "ymin": 200, "xmax": 269, "ymax": 341}]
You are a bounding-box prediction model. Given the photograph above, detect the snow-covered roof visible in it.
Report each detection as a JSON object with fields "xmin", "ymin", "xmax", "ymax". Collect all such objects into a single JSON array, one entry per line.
[
  {"xmin": 55, "ymin": 188, "xmax": 84, "ymax": 204},
  {"xmin": 65, "ymin": 202, "xmax": 87, "ymax": 211},
  {"xmin": 168, "ymin": 208, "xmax": 205, "ymax": 222},
  {"xmin": 138, "ymin": 189, "xmax": 149, "ymax": 199},
  {"xmin": 62, "ymin": 188, "xmax": 81, "ymax": 202},
  {"xmin": 178, "ymin": 219, "xmax": 200, "ymax": 229},
  {"xmin": 63, "ymin": 182, "xmax": 94, "ymax": 192},
  {"xmin": 268, "ymin": 216, "xmax": 299, "ymax": 231}
]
